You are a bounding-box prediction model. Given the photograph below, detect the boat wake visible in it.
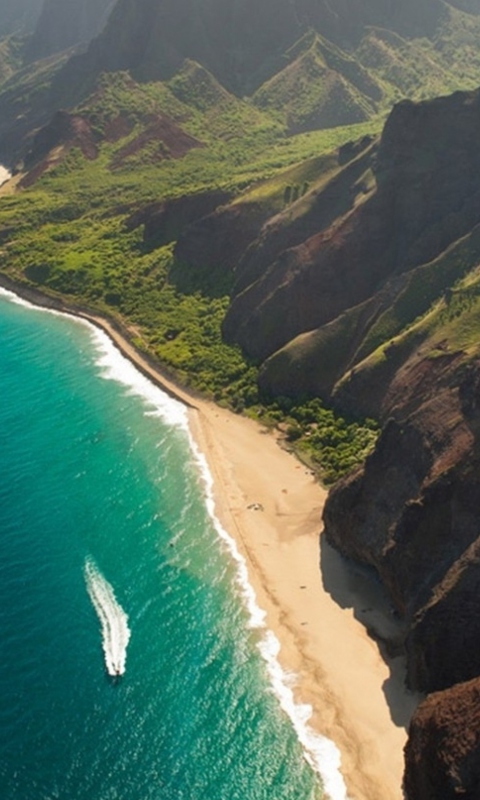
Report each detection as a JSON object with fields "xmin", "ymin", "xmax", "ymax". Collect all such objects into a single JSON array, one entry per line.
[{"xmin": 84, "ymin": 558, "xmax": 131, "ymax": 677}]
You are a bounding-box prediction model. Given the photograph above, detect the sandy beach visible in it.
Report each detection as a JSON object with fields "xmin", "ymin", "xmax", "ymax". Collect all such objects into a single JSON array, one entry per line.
[
  {"xmin": 190, "ymin": 403, "xmax": 421, "ymax": 799},
  {"xmin": 80, "ymin": 310, "xmax": 420, "ymax": 800},
  {"xmin": 0, "ymin": 281, "xmax": 420, "ymax": 799}
]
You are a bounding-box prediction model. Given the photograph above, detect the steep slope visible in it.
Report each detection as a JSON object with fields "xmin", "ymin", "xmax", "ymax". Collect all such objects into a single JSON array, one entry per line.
[
  {"xmin": 52, "ymin": 0, "xmax": 302, "ymax": 99},
  {"xmin": 0, "ymin": 48, "xmax": 71, "ymax": 164},
  {"xmin": 252, "ymin": 34, "xmax": 379, "ymax": 133},
  {"xmin": 26, "ymin": 0, "xmax": 115, "ymax": 62},
  {"xmin": 169, "ymin": 88, "xmax": 480, "ymax": 706},
  {"xmin": 220, "ymin": 90, "xmax": 480, "ymax": 375},
  {"xmin": 404, "ymin": 677, "xmax": 480, "ymax": 799},
  {"xmin": 0, "ymin": 0, "xmax": 43, "ymax": 36},
  {"xmin": 51, "ymin": 0, "xmax": 480, "ymax": 106},
  {"xmin": 1, "ymin": 0, "xmax": 480, "ymax": 164},
  {"xmin": 0, "ymin": 36, "xmax": 25, "ymax": 86}
]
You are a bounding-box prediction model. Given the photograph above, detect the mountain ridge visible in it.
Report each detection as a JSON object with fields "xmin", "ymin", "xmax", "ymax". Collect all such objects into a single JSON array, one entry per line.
[
  {"xmin": 2, "ymin": 0, "xmax": 480, "ymax": 163},
  {"xmin": 2, "ymin": 2, "xmax": 480, "ymax": 796}
]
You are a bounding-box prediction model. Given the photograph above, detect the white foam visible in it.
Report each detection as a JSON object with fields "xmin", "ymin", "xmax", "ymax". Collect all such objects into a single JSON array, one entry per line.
[
  {"xmin": 0, "ymin": 287, "xmax": 40, "ymax": 309},
  {"xmin": 0, "ymin": 287, "xmax": 188, "ymax": 430},
  {"xmin": 88, "ymin": 326, "xmax": 188, "ymax": 431},
  {"xmin": 84, "ymin": 557, "xmax": 131, "ymax": 676},
  {"xmin": 258, "ymin": 631, "xmax": 349, "ymax": 800},
  {"xmin": 0, "ymin": 287, "xmax": 94, "ymax": 321},
  {"xmin": 186, "ymin": 432, "xmax": 349, "ymax": 800},
  {"xmin": 188, "ymin": 436, "xmax": 267, "ymax": 629}
]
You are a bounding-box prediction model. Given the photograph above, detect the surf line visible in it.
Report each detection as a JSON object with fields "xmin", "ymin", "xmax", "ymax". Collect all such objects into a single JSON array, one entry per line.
[{"xmin": 84, "ymin": 557, "xmax": 131, "ymax": 677}]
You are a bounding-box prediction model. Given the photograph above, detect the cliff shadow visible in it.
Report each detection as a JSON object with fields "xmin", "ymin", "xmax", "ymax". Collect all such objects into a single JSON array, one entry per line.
[{"xmin": 319, "ymin": 535, "xmax": 420, "ymax": 729}]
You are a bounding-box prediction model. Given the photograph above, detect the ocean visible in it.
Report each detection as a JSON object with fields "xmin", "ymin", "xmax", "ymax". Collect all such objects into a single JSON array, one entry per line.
[{"xmin": 0, "ymin": 289, "xmax": 346, "ymax": 800}]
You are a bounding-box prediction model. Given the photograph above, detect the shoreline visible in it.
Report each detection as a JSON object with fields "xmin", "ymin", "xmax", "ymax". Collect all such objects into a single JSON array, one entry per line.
[{"xmin": 0, "ymin": 276, "xmax": 420, "ymax": 799}]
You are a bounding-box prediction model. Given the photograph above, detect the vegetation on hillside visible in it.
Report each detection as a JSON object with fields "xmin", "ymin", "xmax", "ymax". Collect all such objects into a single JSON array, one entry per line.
[
  {"xmin": 3, "ymin": 1, "xmax": 480, "ymax": 482},
  {"xmin": 0, "ymin": 69, "xmax": 384, "ymax": 484}
]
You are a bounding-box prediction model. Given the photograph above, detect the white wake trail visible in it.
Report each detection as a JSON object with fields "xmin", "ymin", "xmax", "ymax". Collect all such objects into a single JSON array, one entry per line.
[{"xmin": 84, "ymin": 558, "xmax": 131, "ymax": 676}]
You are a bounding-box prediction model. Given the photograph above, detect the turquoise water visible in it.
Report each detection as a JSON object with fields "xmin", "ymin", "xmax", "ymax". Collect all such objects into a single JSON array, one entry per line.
[{"xmin": 0, "ymin": 291, "xmax": 343, "ymax": 800}]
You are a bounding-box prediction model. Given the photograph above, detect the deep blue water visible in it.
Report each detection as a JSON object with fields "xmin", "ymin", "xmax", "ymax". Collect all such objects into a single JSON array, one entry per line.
[{"xmin": 0, "ymin": 291, "xmax": 341, "ymax": 800}]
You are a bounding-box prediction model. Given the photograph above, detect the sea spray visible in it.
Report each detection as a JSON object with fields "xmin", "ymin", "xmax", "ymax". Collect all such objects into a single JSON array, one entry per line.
[{"xmin": 84, "ymin": 557, "xmax": 131, "ymax": 676}]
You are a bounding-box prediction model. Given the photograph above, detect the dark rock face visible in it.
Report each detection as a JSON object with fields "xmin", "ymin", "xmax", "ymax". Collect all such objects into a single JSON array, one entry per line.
[
  {"xmin": 324, "ymin": 358, "xmax": 480, "ymax": 693},
  {"xmin": 232, "ymin": 136, "xmax": 376, "ymax": 298},
  {"xmin": 175, "ymin": 201, "xmax": 279, "ymax": 288},
  {"xmin": 325, "ymin": 356, "xmax": 480, "ymax": 792},
  {"xmin": 406, "ymin": 537, "xmax": 480, "ymax": 694},
  {"xmin": 223, "ymin": 90, "xmax": 480, "ymax": 364},
  {"xmin": 53, "ymin": 0, "xmax": 447, "ymax": 99},
  {"xmin": 404, "ymin": 677, "xmax": 480, "ymax": 799},
  {"xmin": 26, "ymin": 0, "xmax": 115, "ymax": 62},
  {"xmin": 0, "ymin": 0, "xmax": 43, "ymax": 36},
  {"xmin": 125, "ymin": 190, "xmax": 231, "ymax": 250}
]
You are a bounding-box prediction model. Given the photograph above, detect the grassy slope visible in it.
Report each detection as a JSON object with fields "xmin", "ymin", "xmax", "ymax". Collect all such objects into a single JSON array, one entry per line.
[
  {"xmin": 252, "ymin": 34, "xmax": 377, "ymax": 132},
  {"xmin": 252, "ymin": 6, "xmax": 480, "ymax": 132},
  {"xmin": 1, "ymin": 3, "xmax": 480, "ymax": 480},
  {"xmin": 0, "ymin": 68, "xmax": 382, "ymax": 483},
  {"xmin": 0, "ymin": 35, "xmax": 25, "ymax": 85},
  {"xmin": 346, "ymin": 268, "xmax": 480, "ymax": 374}
]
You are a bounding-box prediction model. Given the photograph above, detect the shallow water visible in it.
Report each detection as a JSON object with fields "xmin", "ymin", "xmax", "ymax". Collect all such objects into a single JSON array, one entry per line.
[{"xmin": 0, "ymin": 291, "xmax": 345, "ymax": 799}]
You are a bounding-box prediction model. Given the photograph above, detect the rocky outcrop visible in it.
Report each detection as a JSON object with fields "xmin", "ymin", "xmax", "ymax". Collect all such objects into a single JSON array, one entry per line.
[
  {"xmin": 20, "ymin": 110, "xmax": 99, "ymax": 186},
  {"xmin": 125, "ymin": 189, "xmax": 231, "ymax": 250},
  {"xmin": 406, "ymin": 537, "xmax": 480, "ymax": 693},
  {"xmin": 324, "ymin": 357, "xmax": 480, "ymax": 693},
  {"xmin": 323, "ymin": 352, "xmax": 480, "ymax": 791},
  {"xmin": 404, "ymin": 677, "xmax": 480, "ymax": 799}
]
